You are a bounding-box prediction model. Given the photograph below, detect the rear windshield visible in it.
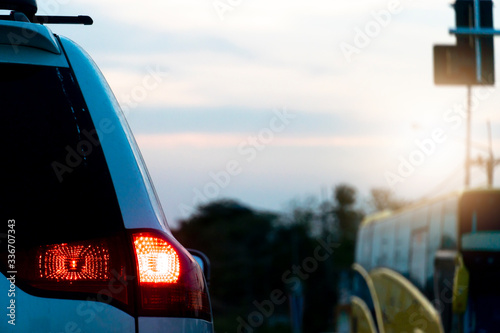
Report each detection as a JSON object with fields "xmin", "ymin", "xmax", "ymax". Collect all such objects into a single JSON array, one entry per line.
[
  {"xmin": 460, "ymin": 192, "xmax": 500, "ymax": 233},
  {"xmin": 0, "ymin": 64, "xmax": 123, "ymax": 247}
]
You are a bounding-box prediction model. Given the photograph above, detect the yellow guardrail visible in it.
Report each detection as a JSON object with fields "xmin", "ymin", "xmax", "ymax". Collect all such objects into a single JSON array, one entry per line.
[
  {"xmin": 452, "ymin": 254, "xmax": 469, "ymax": 314},
  {"xmin": 370, "ymin": 268, "xmax": 444, "ymax": 333},
  {"xmin": 351, "ymin": 296, "xmax": 377, "ymax": 333},
  {"xmin": 352, "ymin": 264, "xmax": 385, "ymax": 333},
  {"xmin": 351, "ymin": 265, "xmax": 444, "ymax": 333}
]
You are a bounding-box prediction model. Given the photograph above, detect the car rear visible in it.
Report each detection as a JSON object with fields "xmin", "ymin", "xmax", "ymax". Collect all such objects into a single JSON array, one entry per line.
[{"xmin": 0, "ymin": 2, "xmax": 212, "ymax": 332}]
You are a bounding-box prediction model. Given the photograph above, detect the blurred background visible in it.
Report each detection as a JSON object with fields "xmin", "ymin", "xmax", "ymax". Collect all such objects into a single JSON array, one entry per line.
[
  {"xmin": 32, "ymin": 0, "xmax": 500, "ymax": 331},
  {"xmin": 173, "ymin": 186, "xmax": 405, "ymax": 332}
]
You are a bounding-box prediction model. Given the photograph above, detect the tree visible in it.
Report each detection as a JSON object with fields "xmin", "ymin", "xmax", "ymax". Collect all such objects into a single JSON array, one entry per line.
[
  {"xmin": 280, "ymin": 197, "xmax": 338, "ymax": 333},
  {"xmin": 173, "ymin": 199, "xmax": 280, "ymax": 332},
  {"xmin": 333, "ymin": 184, "xmax": 363, "ymax": 246},
  {"xmin": 172, "ymin": 186, "xmax": 366, "ymax": 333},
  {"xmin": 369, "ymin": 187, "xmax": 408, "ymax": 212}
]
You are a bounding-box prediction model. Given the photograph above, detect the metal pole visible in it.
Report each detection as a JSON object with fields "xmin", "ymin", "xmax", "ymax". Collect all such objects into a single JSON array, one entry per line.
[
  {"xmin": 474, "ymin": 0, "xmax": 483, "ymax": 82},
  {"xmin": 465, "ymin": 86, "xmax": 472, "ymax": 188},
  {"xmin": 487, "ymin": 120, "xmax": 494, "ymax": 186}
]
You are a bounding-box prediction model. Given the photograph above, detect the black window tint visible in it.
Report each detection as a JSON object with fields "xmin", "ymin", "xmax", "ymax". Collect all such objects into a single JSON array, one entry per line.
[
  {"xmin": 0, "ymin": 64, "xmax": 123, "ymax": 248},
  {"xmin": 442, "ymin": 198, "xmax": 458, "ymax": 249},
  {"xmin": 460, "ymin": 192, "xmax": 500, "ymax": 233}
]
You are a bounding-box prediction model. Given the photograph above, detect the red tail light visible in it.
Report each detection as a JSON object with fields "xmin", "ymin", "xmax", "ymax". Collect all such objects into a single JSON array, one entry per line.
[
  {"xmin": 133, "ymin": 235, "xmax": 180, "ymax": 284},
  {"xmin": 8, "ymin": 235, "xmax": 131, "ymax": 308},
  {"xmin": 131, "ymin": 231, "xmax": 211, "ymax": 320},
  {"xmin": 39, "ymin": 243, "xmax": 110, "ymax": 281},
  {"xmin": 3, "ymin": 230, "xmax": 211, "ymax": 321}
]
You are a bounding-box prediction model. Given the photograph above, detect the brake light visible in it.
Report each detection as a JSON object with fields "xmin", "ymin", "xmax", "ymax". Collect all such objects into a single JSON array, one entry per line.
[
  {"xmin": 7, "ymin": 235, "xmax": 132, "ymax": 307},
  {"xmin": 131, "ymin": 231, "xmax": 212, "ymax": 320},
  {"xmin": 1, "ymin": 230, "xmax": 211, "ymax": 321},
  {"xmin": 133, "ymin": 235, "xmax": 180, "ymax": 284},
  {"xmin": 39, "ymin": 243, "xmax": 110, "ymax": 281}
]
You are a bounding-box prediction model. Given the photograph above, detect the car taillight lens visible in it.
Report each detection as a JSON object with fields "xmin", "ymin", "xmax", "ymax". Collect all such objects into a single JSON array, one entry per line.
[
  {"xmin": 131, "ymin": 231, "xmax": 211, "ymax": 320},
  {"xmin": 1, "ymin": 230, "xmax": 211, "ymax": 321},
  {"xmin": 8, "ymin": 235, "xmax": 132, "ymax": 308},
  {"xmin": 39, "ymin": 243, "xmax": 110, "ymax": 281},
  {"xmin": 134, "ymin": 235, "xmax": 180, "ymax": 284}
]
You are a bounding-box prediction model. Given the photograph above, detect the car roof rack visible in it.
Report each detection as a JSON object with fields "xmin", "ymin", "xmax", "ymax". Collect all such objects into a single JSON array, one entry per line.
[
  {"xmin": 34, "ymin": 15, "xmax": 92, "ymax": 25},
  {"xmin": 0, "ymin": 0, "xmax": 93, "ymax": 25}
]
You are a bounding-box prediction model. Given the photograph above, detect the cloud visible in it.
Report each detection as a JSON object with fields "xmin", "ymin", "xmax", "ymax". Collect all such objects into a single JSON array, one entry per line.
[
  {"xmin": 52, "ymin": 0, "xmax": 460, "ymax": 120},
  {"xmin": 135, "ymin": 133, "xmax": 392, "ymax": 149},
  {"xmin": 44, "ymin": 0, "xmax": 500, "ymax": 220}
]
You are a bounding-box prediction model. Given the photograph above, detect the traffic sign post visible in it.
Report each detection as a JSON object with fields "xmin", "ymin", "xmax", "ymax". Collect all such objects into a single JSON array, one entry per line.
[
  {"xmin": 433, "ymin": 0, "xmax": 498, "ymax": 188},
  {"xmin": 434, "ymin": 0, "xmax": 496, "ymax": 86}
]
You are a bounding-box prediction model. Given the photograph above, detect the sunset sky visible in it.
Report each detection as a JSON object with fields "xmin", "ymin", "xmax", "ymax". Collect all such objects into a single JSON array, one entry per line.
[{"xmin": 36, "ymin": 0, "xmax": 500, "ymax": 226}]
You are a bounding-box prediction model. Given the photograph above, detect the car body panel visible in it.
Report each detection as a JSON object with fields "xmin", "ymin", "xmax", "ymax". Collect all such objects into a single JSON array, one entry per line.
[
  {"xmin": 0, "ymin": 33, "xmax": 68, "ymax": 66},
  {"xmin": 1, "ymin": 7, "xmax": 212, "ymax": 332},
  {"xmin": 0, "ymin": 20, "xmax": 60, "ymax": 53},
  {"xmin": 59, "ymin": 36, "xmax": 170, "ymax": 234},
  {"xmin": 0, "ymin": 273, "xmax": 136, "ymax": 333},
  {"xmin": 139, "ymin": 317, "xmax": 213, "ymax": 333}
]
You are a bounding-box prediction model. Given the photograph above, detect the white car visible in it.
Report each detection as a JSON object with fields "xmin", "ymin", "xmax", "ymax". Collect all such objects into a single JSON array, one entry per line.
[{"xmin": 0, "ymin": 0, "xmax": 213, "ymax": 332}]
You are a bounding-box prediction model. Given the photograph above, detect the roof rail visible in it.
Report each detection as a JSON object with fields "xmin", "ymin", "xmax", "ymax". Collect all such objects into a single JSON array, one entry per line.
[
  {"xmin": 33, "ymin": 15, "xmax": 93, "ymax": 25},
  {"xmin": 0, "ymin": 0, "xmax": 93, "ymax": 25},
  {"xmin": 0, "ymin": 0, "xmax": 37, "ymax": 17}
]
